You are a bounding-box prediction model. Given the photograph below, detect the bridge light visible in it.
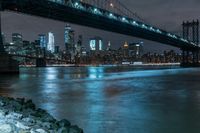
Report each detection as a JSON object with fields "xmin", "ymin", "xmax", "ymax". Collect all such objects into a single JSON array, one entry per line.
[
  {"xmin": 109, "ymin": 13, "xmax": 113, "ymax": 17},
  {"xmin": 149, "ymin": 27, "xmax": 155, "ymax": 31},
  {"xmin": 156, "ymin": 29, "xmax": 162, "ymax": 34},
  {"xmin": 94, "ymin": 8, "xmax": 98, "ymax": 12},
  {"xmin": 75, "ymin": 2, "xmax": 79, "ymax": 6},
  {"xmin": 122, "ymin": 17, "xmax": 126, "ymax": 21},
  {"xmin": 142, "ymin": 24, "xmax": 147, "ymax": 29},
  {"xmin": 132, "ymin": 21, "xmax": 138, "ymax": 26}
]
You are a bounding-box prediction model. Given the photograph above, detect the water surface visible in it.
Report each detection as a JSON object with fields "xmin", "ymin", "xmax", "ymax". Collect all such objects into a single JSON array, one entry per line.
[{"xmin": 0, "ymin": 66, "xmax": 200, "ymax": 133}]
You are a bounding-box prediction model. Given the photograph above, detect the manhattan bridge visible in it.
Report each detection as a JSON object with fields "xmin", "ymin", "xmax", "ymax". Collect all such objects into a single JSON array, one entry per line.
[{"xmin": 0, "ymin": 0, "xmax": 200, "ymax": 73}]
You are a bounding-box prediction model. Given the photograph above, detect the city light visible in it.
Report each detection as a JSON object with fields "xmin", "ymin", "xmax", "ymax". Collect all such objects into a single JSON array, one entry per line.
[{"xmin": 110, "ymin": 3, "xmax": 114, "ymax": 8}]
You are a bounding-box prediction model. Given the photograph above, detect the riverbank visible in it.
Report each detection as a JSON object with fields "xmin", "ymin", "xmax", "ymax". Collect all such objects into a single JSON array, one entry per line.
[{"xmin": 0, "ymin": 96, "xmax": 83, "ymax": 133}]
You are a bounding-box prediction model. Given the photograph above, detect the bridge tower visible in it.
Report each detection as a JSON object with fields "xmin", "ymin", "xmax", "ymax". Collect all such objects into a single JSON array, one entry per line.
[
  {"xmin": 0, "ymin": 1, "xmax": 19, "ymax": 73},
  {"xmin": 181, "ymin": 20, "xmax": 200, "ymax": 67},
  {"xmin": 36, "ymin": 48, "xmax": 46, "ymax": 67}
]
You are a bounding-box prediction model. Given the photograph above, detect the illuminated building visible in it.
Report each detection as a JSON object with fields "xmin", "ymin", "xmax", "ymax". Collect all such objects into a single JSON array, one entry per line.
[
  {"xmin": 89, "ymin": 36, "xmax": 103, "ymax": 51},
  {"xmin": 129, "ymin": 42, "xmax": 144, "ymax": 58},
  {"xmin": 47, "ymin": 32, "xmax": 55, "ymax": 53},
  {"xmin": 123, "ymin": 41, "xmax": 129, "ymax": 58},
  {"xmin": 38, "ymin": 34, "xmax": 47, "ymax": 48},
  {"xmin": 64, "ymin": 25, "xmax": 75, "ymax": 53},
  {"xmin": 106, "ymin": 41, "xmax": 111, "ymax": 50}
]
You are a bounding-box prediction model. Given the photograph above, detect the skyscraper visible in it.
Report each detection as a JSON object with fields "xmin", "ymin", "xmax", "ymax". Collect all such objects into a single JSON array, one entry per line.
[
  {"xmin": 76, "ymin": 35, "xmax": 83, "ymax": 56},
  {"xmin": 107, "ymin": 41, "xmax": 111, "ymax": 50},
  {"xmin": 38, "ymin": 34, "xmax": 47, "ymax": 48},
  {"xmin": 12, "ymin": 33, "xmax": 23, "ymax": 46},
  {"xmin": 89, "ymin": 36, "xmax": 103, "ymax": 51},
  {"xmin": 47, "ymin": 32, "xmax": 55, "ymax": 53},
  {"xmin": 2, "ymin": 33, "xmax": 5, "ymax": 45},
  {"xmin": 64, "ymin": 24, "xmax": 75, "ymax": 52},
  {"xmin": 129, "ymin": 42, "xmax": 144, "ymax": 58}
]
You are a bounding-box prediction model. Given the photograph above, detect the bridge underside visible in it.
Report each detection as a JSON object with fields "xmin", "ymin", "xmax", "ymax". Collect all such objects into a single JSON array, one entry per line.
[{"xmin": 1, "ymin": 0, "xmax": 199, "ymax": 51}]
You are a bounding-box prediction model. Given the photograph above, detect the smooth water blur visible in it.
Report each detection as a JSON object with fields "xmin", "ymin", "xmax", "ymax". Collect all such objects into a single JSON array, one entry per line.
[{"xmin": 0, "ymin": 66, "xmax": 200, "ymax": 133}]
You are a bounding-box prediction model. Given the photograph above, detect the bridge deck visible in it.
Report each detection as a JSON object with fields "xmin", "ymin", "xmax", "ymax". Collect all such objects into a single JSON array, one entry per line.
[{"xmin": 1, "ymin": 0, "xmax": 199, "ymax": 50}]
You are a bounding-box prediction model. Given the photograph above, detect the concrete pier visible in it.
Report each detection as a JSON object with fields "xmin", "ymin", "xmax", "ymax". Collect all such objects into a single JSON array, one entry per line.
[
  {"xmin": 0, "ymin": 53, "xmax": 19, "ymax": 74},
  {"xmin": 0, "ymin": 5, "xmax": 19, "ymax": 74}
]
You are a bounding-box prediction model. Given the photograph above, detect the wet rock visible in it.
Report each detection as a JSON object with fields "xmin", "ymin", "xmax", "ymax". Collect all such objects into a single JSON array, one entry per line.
[
  {"xmin": 0, "ymin": 124, "xmax": 14, "ymax": 133},
  {"xmin": 16, "ymin": 98, "xmax": 25, "ymax": 105},
  {"xmin": 35, "ymin": 128, "xmax": 48, "ymax": 133},
  {"xmin": 57, "ymin": 119, "xmax": 71, "ymax": 127},
  {"xmin": 24, "ymin": 100, "xmax": 35, "ymax": 110},
  {"xmin": 22, "ymin": 117, "xmax": 36, "ymax": 124},
  {"xmin": 0, "ymin": 96, "xmax": 84, "ymax": 133},
  {"xmin": 58, "ymin": 127, "xmax": 69, "ymax": 133},
  {"xmin": 0, "ymin": 110, "xmax": 6, "ymax": 117},
  {"xmin": 15, "ymin": 121, "xmax": 30, "ymax": 130},
  {"xmin": 6, "ymin": 112, "xmax": 23, "ymax": 119},
  {"xmin": 69, "ymin": 126, "xmax": 84, "ymax": 133}
]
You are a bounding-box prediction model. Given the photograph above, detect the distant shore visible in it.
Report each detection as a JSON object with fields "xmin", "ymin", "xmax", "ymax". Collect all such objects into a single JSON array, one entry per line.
[{"xmin": 19, "ymin": 63, "xmax": 180, "ymax": 67}]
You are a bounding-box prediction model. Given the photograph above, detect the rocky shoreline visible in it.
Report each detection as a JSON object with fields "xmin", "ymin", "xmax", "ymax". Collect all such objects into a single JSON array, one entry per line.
[{"xmin": 0, "ymin": 96, "xmax": 83, "ymax": 133}]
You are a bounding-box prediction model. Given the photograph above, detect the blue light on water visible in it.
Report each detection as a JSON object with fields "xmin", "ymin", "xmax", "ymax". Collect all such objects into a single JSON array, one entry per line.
[{"xmin": 88, "ymin": 67, "xmax": 104, "ymax": 79}]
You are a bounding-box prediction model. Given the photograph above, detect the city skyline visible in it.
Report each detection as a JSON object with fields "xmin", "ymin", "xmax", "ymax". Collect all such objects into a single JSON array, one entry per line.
[
  {"xmin": 2, "ymin": 0, "xmax": 200, "ymax": 53},
  {"xmin": 0, "ymin": 1, "xmax": 200, "ymax": 133}
]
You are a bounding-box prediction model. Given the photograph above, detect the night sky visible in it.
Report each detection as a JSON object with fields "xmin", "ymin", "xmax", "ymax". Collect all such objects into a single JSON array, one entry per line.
[{"xmin": 1, "ymin": 0, "xmax": 200, "ymax": 53}]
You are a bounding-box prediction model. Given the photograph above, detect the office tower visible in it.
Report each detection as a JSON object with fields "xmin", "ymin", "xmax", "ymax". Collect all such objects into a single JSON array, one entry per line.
[
  {"xmin": 129, "ymin": 42, "xmax": 144, "ymax": 58},
  {"xmin": 64, "ymin": 25, "xmax": 75, "ymax": 53},
  {"xmin": 107, "ymin": 41, "xmax": 111, "ymax": 50},
  {"xmin": 47, "ymin": 32, "xmax": 55, "ymax": 53},
  {"xmin": 38, "ymin": 34, "xmax": 47, "ymax": 48},
  {"xmin": 89, "ymin": 36, "xmax": 103, "ymax": 51},
  {"xmin": 76, "ymin": 35, "xmax": 83, "ymax": 56}
]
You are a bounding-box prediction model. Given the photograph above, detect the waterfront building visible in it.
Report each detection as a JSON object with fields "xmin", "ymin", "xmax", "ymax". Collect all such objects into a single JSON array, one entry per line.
[{"xmin": 47, "ymin": 32, "xmax": 55, "ymax": 53}]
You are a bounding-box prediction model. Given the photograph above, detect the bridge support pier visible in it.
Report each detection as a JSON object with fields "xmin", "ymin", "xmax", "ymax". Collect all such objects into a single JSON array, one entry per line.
[
  {"xmin": 181, "ymin": 49, "xmax": 200, "ymax": 67},
  {"xmin": 0, "ymin": 54, "xmax": 19, "ymax": 74},
  {"xmin": 0, "ymin": 3, "xmax": 19, "ymax": 74},
  {"xmin": 36, "ymin": 58, "xmax": 46, "ymax": 67}
]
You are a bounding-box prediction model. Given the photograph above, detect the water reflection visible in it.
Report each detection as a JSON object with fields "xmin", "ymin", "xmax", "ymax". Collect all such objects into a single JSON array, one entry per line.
[
  {"xmin": 88, "ymin": 67, "xmax": 104, "ymax": 79},
  {"xmin": 0, "ymin": 66, "xmax": 200, "ymax": 133}
]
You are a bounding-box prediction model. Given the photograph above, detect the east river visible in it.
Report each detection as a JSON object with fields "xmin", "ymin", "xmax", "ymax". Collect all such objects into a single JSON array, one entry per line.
[{"xmin": 0, "ymin": 66, "xmax": 200, "ymax": 133}]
